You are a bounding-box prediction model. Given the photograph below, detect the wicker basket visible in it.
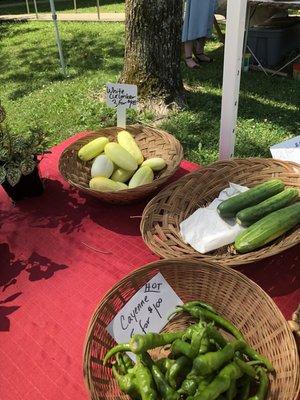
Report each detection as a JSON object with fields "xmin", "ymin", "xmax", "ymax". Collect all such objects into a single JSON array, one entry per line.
[
  {"xmin": 59, "ymin": 125, "xmax": 183, "ymax": 204},
  {"xmin": 83, "ymin": 259, "xmax": 300, "ymax": 400},
  {"xmin": 140, "ymin": 158, "xmax": 300, "ymax": 266}
]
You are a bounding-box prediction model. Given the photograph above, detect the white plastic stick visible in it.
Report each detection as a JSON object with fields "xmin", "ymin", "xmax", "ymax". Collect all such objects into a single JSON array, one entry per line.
[
  {"xmin": 117, "ymin": 108, "xmax": 126, "ymax": 128},
  {"xmin": 219, "ymin": 0, "xmax": 247, "ymax": 160}
]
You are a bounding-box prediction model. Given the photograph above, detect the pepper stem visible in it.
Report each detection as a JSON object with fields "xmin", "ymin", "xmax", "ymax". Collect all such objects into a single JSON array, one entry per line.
[{"xmin": 103, "ymin": 343, "xmax": 131, "ymax": 365}]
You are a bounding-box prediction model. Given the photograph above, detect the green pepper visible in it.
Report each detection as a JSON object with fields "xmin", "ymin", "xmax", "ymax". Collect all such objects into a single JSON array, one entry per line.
[
  {"xmin": 123, "ymin": 353, "xmax": 135, "ymax": 370},
  {"xmin": 140, "ymin": 353, "xmax": 179, "ymax": 400},
  {"xmin": 175, "ymin": 303, "xmax": 245, "ymax": 341},
  {"xmin": 135, "ymin": 356, "xmax": 158, "ymax": 400},
  {"xmin": 103, "ymin": 331, "xmax": 184, "ymax": 364},
  {"xmin": 171, "ymin": 339, "xmax": 197, "ymax": 359},
  {"xmin": 132, "ymin": 332, "xmax": 184, "ymax": 353},
  {"xmin": 237, "ymin": 376, "xmax": 251, "ymax": 400},
  {"xmin": 196, "ymin": 375, "xmax": 215, "ymax": 394},
  {"xmin": 178, "ymin": 340, "xmax": 244, "ymax": 396},
  {"xmin": 179, "ymin": 375, "xmax": 213, "ymax": 398},
  {"xmin": 192, "ymin": 340, "xmax": 245, "ymax": 376},
  {"xmin": 180, "ymin": 301, "xmax": 218, "ymax": 314},
  {"xmin": 226, "ymin": 380, "xmax": 237, "ymax": 400},
  {"xmin": 206, "ymin": 325, "xmax": 228, "ymax": 349},
  {"xmin": 172, "ymin": 324, "xmax": 213, "ymax": 359},
  {"xmin": 166, "ymin": 355, "xmax": 192, "ymax": 389},
  {"xmin": 191, "ymin": 327, "xmax": 207, "ymax": 356},
  {"xmin": 175, "ymin": 303, "xmax": 274, "ymax": 372},
  {"xmin": 247, "ymin": 367, "xmax": 269, "ymax": 400},
  {"xmin": 112, "ymin": 365, "xmax": 140, "ymax": 399},
  {"xmin": 113, "ymin": 354, "xmax": 158, "ymax": 400},
  {"xmin": 155, "ymin": 357, "xmax": 175, "ymax": 374},
  {"xmin": 115, "ymin": 353, "xmax": 127, "ymax": 375},
  {"xmin": 182, "ymin": 321, "xmax": 207, "ymax": 341},
  {"xmin": 190, "ymin": 361, "xmax": 243, "ymax": 400},
  {"xmin": 178, "ymin": 373, "xmax": 199, "ymax": 396},
  {"xmin": 242, "ymin": 344, "xmax": 274, "ymax": 372},
  {"xmin": 235, "ymin": 358, "xmax": 257, "ymax": 378}
]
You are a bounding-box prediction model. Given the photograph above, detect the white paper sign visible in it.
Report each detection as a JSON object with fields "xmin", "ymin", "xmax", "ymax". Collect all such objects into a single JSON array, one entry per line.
[
  {"xmin": 270, "ymin": 136, "xmax": 300, "ymax": 164},
  {"xmin": 107, "ymin": 273, "xmax": 183, "ymax": 348},
  {"xmin": 106, "ymin": 83, "xmax": 138, "ymax": 128}
]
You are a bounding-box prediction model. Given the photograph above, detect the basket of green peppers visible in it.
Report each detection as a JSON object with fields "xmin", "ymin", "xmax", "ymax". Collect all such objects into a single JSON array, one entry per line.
[
  {"xmin": 83, "ymin": 260, "xmax": 299, "ymax": 400},
  {"xmin": 103, "ymin": 301, "xmax": 274, "ymax": 400}
]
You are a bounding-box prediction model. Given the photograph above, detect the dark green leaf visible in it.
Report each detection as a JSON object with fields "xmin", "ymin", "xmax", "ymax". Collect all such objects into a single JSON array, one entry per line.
[
  {"xmin": 20, "ymin": 158, "xmax": 36, "ymax": 175},
  {"xmin": 0, "ymin": 166, "xmax": 6, "ymax": 184},
  {"xmin": 6, "ymin": 167, "xmax": 22, "ymax": 187},
  {"xmin": 0, "ymin": 148, "xmax": 9, "ymax": 161}
]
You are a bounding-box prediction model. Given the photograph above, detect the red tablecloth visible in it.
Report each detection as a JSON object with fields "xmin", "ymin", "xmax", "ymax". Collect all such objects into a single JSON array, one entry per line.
[{"xmin": 0, "ymin": 133, "xmax": 299, "ymax": 400}]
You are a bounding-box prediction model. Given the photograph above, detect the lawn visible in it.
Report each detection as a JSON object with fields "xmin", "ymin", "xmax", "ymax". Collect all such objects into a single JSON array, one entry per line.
[
  {"xmin": 0, "ymin": 20, "xmax": 299, "ymax": 165},
  {"xmin": 0, "ymin": 0, "xmax": 125, "ymax": 14}
]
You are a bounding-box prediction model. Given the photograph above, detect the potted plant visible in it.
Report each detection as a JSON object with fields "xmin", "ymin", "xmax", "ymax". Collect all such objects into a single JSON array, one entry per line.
[{"xmin": 0, "ymin": 103, "xmax": 49, "ymax": 202}]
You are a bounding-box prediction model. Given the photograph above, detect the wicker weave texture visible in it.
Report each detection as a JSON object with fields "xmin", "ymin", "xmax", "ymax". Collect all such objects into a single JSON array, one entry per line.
[
  {"xmin": 83, "ymin": 259, "xmax": 299, "ymax": 400},
  {"xmin": 59, "ymin": 125, "xmax": 183, "ymax": 204},
  {"xmin": 140, "ymin": 158, "xmax": 300, "ymax": 266}
]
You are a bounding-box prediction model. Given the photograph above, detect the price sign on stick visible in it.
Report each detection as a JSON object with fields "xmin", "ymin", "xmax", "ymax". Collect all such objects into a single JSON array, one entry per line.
[
  {"xmin": 106, "ymin": 83, "xmax": 138, "ymax": 128},
  {"xmin": 107, "ymin": 273, "xmax": 183, "ymax": 359}
]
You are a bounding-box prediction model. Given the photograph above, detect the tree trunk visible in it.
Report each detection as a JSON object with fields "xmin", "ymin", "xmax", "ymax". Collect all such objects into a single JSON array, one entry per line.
[{"xmin": 121, "ymin": 0, "xmax": 184, "ymax": 105}]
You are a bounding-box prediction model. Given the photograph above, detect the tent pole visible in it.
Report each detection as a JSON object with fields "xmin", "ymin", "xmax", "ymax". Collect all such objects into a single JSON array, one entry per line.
[
  {"xmin": 33, "ymin": 0, "xmax": 39, "ymax": 18},
  {"xmin": 49, "ymin": 0, "xmax": 67, "ymax": 77},
  {"xmin": 25, "ymin": 0, "xmax": 30, "ymax": 14},
  {"xmin": 74, "ymin": 0, "xmax": 77, "ymax": 12},
  {"xmin": 219, "ymin": 0, "xmax": 247, "ymax": 160},
  {"xmin": 96, "ymin": 0, "xmax": 100, "ymax": 20}
]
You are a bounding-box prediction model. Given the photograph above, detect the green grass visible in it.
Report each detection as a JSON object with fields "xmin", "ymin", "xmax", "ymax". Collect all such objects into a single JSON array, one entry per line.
[
  {"xmin": 0, "ymin": 20, "xmax": 299, "ymax": 165},
  {"xmin": 0, "ymin": 0, "xmax": 125, "ymax": 15}
]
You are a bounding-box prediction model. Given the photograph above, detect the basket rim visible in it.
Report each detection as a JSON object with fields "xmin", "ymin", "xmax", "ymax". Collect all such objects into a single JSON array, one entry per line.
[
  {"xmin": 82, "ymin": 258, "xmax": 300, "ymax": 400},
  {"xmin": 140, "ymin": 157, "xmax": 300, "ymax": 266},
  {"xmin": 58, "ymin": 124, "xmax": 184, "ymax": 195}
]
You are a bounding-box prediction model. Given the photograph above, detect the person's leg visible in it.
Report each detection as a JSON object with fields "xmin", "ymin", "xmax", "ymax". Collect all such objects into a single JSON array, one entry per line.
[
  {"xmin": 194, "ymin": 37, "xmax": 213, "ymax": 63},
  {"xmin": 184, "ymin": 41, "xmax": 200, "ymax": 69}
]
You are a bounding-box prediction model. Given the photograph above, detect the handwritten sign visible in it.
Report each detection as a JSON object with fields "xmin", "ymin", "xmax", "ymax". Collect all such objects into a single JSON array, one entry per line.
[
  {"xmin": 270, "ymin": 136, "xmax": 300, "ymax": 164},
  {"xmin": 107, "ymin": 273, "xmax": 183, "ymax": 357},
  {"xmin": 106, "ymin": 83, "xmax": 138, "ymax": 128}
]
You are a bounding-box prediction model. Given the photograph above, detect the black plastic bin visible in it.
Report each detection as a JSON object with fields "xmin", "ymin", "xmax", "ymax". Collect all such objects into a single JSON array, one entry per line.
[{"xmin": 247, "ymin": 22, "xmax": 300, "ymax": 68}]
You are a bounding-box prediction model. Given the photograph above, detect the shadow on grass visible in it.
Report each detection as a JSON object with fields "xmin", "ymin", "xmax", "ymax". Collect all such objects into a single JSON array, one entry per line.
[
  {"xmin": 164, "ymin": 85, "xmax": 298, "ymax": 163},
  {"xmin": 0, "ymin": 21, "xmax": 124, "ymax": 100},
  {"xmin": 180, "ymin": 45, "xmax": 298, "ymax": 145}
]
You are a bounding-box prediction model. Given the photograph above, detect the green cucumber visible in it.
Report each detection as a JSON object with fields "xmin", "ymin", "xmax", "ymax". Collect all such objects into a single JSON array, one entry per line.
[
  {"xmin": 236, "ymin": 188, "xmax": 299, "ymax": 226},
  {"xmin": 217, "ymin": 179, "xmax": 285, "ymax": 219},
  {"xmin": 235, "ymin": 202, "xmax": 300, "ymax": 253}
]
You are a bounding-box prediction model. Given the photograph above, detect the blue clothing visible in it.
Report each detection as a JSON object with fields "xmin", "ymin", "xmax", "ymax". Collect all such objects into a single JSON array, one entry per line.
[{"xmin": 182, "ymin": 0, "xmax": 217, "ymax": 42}]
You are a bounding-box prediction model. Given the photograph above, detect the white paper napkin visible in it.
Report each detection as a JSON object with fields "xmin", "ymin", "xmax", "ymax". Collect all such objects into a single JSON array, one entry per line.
[{"xmin": 180, "ymin": 183, "xmax": 249, "ymax": 254}]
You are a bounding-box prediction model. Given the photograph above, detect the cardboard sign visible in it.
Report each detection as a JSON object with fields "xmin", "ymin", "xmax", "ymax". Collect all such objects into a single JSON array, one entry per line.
[
  {"xmin": 106, "ymin": 83, "xmax": 138, "ymax": 128},
  {"xmin": 107, "ymin": 273, "xmax": 183, "ymax": 354},
  {"xmin": 270, "ymin": 136, "xmax": 300, "ymax": 164}
]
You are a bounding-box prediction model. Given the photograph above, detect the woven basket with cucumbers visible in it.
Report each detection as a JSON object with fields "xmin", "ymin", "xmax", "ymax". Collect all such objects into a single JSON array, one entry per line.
[
  {"xmin": 59, "ymin": 125, "xmax": 183, "ymax": 204},
  {"xmin": 141, "ymin": 158, "xmax": 300, "ymax": 266}
]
